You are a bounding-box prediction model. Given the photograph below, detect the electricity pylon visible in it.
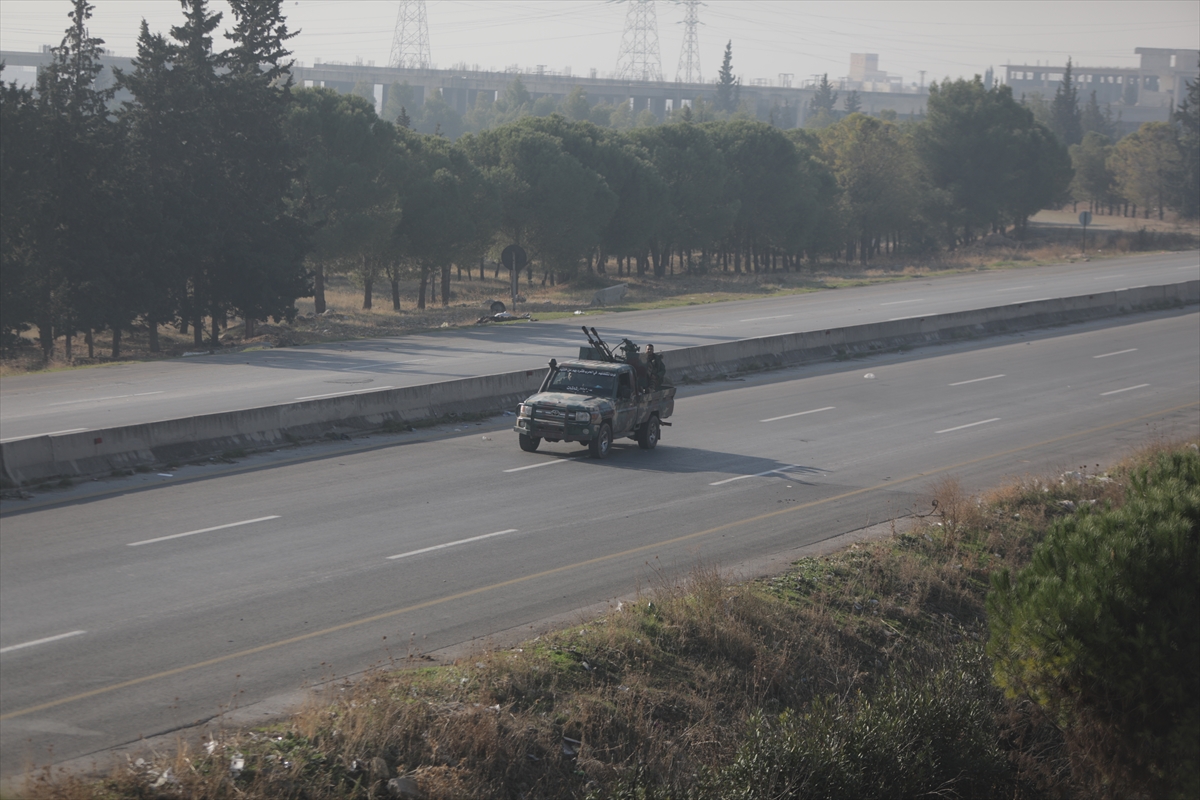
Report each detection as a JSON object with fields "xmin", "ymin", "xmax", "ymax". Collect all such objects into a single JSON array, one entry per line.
[
  {"xmin": 675, "ymin": 0, "xmax": 703, "ymax": 84},
  {"xmin": 389, "ymin": 0, "xmax": 431, "ymax": 69},
  {"xmin": 615, "ymin": 0, "xmax": 663, "ymax": 82}
]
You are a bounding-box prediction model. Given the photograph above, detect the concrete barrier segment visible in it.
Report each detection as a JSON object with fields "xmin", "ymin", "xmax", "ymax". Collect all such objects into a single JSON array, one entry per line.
[{"xmin": 2, "ymin": 281, "xmax": 1195, "ymax": 486}]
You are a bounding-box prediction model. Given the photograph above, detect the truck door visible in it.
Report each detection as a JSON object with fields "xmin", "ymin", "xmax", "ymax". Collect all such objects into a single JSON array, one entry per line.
[{"xmin": 613, "ymin": 369, "xmax": 637, "ymax": 435}]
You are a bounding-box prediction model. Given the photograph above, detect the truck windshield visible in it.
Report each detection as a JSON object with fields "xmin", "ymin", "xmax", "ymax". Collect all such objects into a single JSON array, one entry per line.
[{"xmin": 547, "ymin": 368, "xmax": 615, "ymax": 396}]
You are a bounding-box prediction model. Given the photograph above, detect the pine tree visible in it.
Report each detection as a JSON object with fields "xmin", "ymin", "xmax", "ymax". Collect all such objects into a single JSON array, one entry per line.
[
  {"xmin": 1080, "ymin": 90, "xmax": 1114, "ymax": 139},
  {"xmin": 1050, "ymin": 57, "xmax": 1083, "ymax": 146},
  {"xmin": 714, "ymin": 41, "xmax": 739, "ymax": 114},
  {"xmin": 810, "ymin": 74, "xmax": 838, "ymax": 114},
  {"xmin": 843, "ymin": 90, "xmax": 861, "ymax": 115},
  {"xmin": 32, "ymin": 0, "xmax": 126, "ymax": 359},
  {"xmin": 1173, "ymin": 58, "xmax": 1200, "ymax": 218}
]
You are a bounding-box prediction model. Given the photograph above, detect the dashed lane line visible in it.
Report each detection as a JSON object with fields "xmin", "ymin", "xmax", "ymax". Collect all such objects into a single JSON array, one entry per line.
[
  {"xmin": 0, "ymin": 631, "xmax": 86, "ymax": 655},
  {"xmin": 760, "ymin": 406, "xmax": 836, "ymax": 423},
  {"xmin": 936, "ymin": 418, "xmax": 1000, "ymax": 434},
  {"xmin": 295, "ymin": 386, "xmax": 395, "ymax": 401},
  {"xmin": 949, "ymin": 375, "xmax": 1005, "ymax": 386},
  {"xmin": 388, "ymin": 529, "xmax": 519, "ymax": 560},
  {"xmin": 1101, "ymin": 384, "xmax": 1150, "ymax": 396},
  {"xmin": 127, "ymin": 516, "xmax": 281, "ymax": 547},
  {"xmin": 0, "ymin": 428, "xmax": 87, "ymax": 444},
  {"xmin": 504, "ymin": 459, "xmax": 572, "ymax": 473},
  {"xmin": 709, "ymin": 464, "xmax": 802, "ymax": 486}
]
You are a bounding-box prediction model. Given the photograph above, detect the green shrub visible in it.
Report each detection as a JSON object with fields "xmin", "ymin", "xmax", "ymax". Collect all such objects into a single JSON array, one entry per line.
[
  {"xmin": 987, "ymin": 447, "xmax": 1200, "ymax": 798},
  {"xmin": 714, "ymin": 647, "xmax": 1012, "ymax": 799}
]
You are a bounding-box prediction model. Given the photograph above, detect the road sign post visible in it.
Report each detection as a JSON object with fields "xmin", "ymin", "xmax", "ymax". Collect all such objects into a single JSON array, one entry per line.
[
  {"xmin": 501, "ymin": 244, "xmax": 528, "ymax": 312},
  {"xmin": 1079, "ymin": 210, "xmax": 1092, "ymax": 254}
]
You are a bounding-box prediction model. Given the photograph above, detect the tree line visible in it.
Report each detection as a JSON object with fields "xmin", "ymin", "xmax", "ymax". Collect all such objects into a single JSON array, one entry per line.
[
  {"xmin": 1026, "ymin": 58, "xmax": 1200, "ymax": 221},
  {"xmin": 3, "ymin": 1, "xmax": 1197, "ymax": 361}
]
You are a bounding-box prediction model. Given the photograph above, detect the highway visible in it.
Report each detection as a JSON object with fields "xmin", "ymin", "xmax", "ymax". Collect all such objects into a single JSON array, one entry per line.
[
  {"xmin": 1, "ymin": 251, "xmax": 1196, "ymax": 441},
  {"xmin": 1, "ymin": 308, "xmax": 1197, "ymax": 779}
]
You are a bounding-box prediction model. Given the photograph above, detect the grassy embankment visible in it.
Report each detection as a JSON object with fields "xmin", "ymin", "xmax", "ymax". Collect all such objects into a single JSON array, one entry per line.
[
  {"xmin": 14, "ymin": 438, "xmax": 1196, "ymax": 800},
  {"xmin": 2, "ymin": 210, "xmax": 1196, "ymax": 377}
]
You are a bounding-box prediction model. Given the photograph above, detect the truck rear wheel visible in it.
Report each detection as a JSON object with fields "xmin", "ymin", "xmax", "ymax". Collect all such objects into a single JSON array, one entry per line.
[
  {"xmin": 518, "ymin": 433, "xmax": 541, "ymax": 452},
  {"xmin": 588, "ymin": 423, "xmax": 612, "ymax": 459},
  {"xmin": 637, "ymin": 415, "xmax": 660, "ymax": 450}
]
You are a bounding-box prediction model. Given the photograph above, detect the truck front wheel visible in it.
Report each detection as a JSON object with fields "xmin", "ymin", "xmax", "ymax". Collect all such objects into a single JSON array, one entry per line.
[
  {"xmin": 518, "ymin": 433, "xmax": 541, "ymax": 452},
  {"xmin": 588, "ymin": 423, "xmax": 612, "ymax": 459},
  {"xmin": 637, "ymin": 415, "xmax": 660, "ymax": 450}
]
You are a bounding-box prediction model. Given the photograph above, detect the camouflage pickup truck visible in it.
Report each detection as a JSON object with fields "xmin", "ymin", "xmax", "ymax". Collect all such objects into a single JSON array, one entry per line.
[{"xmin": 514, "ymin": 330, "xmax": 675, "ymax": 459}]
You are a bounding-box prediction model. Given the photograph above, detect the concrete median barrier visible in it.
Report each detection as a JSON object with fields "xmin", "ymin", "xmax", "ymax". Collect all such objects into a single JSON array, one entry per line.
[{"xmin": 2, "ymin": 281, "xmax": 1195, "ymax": 486}]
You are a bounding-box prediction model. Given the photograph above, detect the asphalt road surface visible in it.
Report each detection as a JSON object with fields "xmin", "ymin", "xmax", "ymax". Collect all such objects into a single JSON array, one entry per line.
[
  {"xmin": 1, "ymin": 251, "xmax": 1196, "ymax": 441},
  {"xmin": 1, "ymin": 308, "xmax": 1197, "ymax": 781}
]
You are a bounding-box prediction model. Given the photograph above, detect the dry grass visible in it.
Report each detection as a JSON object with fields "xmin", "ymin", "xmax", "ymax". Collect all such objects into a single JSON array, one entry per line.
[{"xmin": 15, "ymin": 439, "xmax": 1194, "ymax": 800}]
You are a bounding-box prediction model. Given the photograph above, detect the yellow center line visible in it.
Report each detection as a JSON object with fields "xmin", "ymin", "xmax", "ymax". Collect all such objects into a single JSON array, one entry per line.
[{"xmin": 3, "ymin": 400, "xmax": 1196, "ymax": 721}]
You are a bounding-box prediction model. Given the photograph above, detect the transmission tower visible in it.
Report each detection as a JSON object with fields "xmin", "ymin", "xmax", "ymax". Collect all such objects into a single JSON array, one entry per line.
[
  {"xmin": 389, "ymin": 0, "xmax": 431, "ymax": 69},
  {"xmin": 615, "ymin": 0, "xmax": 663, "ymax": 82},
  {"xmin": 675, "ymin": 1, "xmax": 703, "ymax": 84}
]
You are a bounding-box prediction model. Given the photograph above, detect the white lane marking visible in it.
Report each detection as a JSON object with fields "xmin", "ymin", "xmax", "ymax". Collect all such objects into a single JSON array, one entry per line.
[
  {"xmin": 739, "ymin": 314, "xmax": 793, "ymax": 322},
  {"xmin": 48, "ymin": 391, "xmax": 163, "ymax": 407},
  {"xmin": 880, "ymin": 298, "xmax": 925, "ymax": 306},
  {"xmin": 760, "ymin": 406, "xmax": 836, "ymax": 423},
  {"xmin": 1127, "ymin": 284, "xmax": 1147, "ymax": 289},
  {"xmin": 1101, "ymin": 384, "xmax": 1150, "ymax": 396},
  {"xmin": 709, "ymin": 464, "xmax": 802, "ymax": 487},
  {"xmin": 0, "ymin": 428, "xmax": 87, "ymax": 443},
  {"xmin": 949, "ymin": 374, "xmax": 1005, "ymax": 386},
  {"xmin": 343, "ymin": 359, "xmax": 429, "ymax": 372},
  {"xmin": 888, "ymin": 315, "xmax": 923, "ymax": 321},
  {"xmin": 1093, "ymin": 348, "xmax": 1137, "ymax": 359},
  {"xmin": 388, "ymin": 529, "xmax": 519, "ymax": 560},
  {"xmin": 996, "ymin": 285, "xmax": 1034, "ymax": 292},
  {"xmin": 127, "ymin": 515, "xmax": 281, "ymax": 547},
  {"xmin": 342, "ymin": 363, "xmax": 389, "ymax": 372},
  {"xmin": 1, "ymin": 630, "xmax": 86, "ymax": 655},
  {"xmin": 504, "ymin": 459, "xmax": 570, "ymax": 473},
  {"xmin": 295, "ymin": 386, "xmax": 394, "ymax": 401},
  {"xmin": 1022, "ymin": 297, "xmax": 1051, "ymax": 303},
  {"xmin": 936, "ymin": 418, "xmax": 1000, "ymax": 434}
]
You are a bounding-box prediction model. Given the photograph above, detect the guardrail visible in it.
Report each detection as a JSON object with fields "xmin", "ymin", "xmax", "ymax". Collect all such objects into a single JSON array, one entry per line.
[{"xmin": 2, "ymin": 281, "xmax": 1196, "ymax": 486}]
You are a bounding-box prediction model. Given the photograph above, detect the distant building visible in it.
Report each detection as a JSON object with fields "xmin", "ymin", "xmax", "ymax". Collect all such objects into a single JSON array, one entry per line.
[
  {"xmin": 845, "ymin": 53, "xmax": 904, "ymax": 93},
  {"xmin": 1004, "ymin": 48, "xmax": 1198, "ymax": 135}
]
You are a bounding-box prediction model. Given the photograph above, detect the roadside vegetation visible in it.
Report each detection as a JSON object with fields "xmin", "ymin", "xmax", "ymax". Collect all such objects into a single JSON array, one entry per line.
[
  {"xmin": 15, "ymin": 440, "xmax": 1197, "ymax": 800},
  {"xmin": 3, "ymin": 210, "xmax": 1195, "ymax": 377}
]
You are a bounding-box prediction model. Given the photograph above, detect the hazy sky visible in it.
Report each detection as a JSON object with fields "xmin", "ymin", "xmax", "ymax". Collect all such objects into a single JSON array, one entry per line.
[{"xmin": 2, "ymin": 0, "xmax": 1198, "ymax": 87}]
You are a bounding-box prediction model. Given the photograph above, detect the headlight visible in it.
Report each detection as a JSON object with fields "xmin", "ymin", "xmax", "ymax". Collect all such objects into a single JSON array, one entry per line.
[
  {"xmin": 574, "ymin": 411, "xmax": 591, "ymax": 422},
  {"xmin": 519, "ymin": 403, "xmax": 532, "ymax": 416}
]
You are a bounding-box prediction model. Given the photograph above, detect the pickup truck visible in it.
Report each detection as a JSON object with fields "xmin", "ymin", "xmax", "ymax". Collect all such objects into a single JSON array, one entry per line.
[{"xmin": 514, "ymin": 357, "xmax": 675, "ymax": 459}]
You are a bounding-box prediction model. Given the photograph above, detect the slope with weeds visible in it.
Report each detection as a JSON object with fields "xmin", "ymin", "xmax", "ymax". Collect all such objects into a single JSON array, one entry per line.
[{"xmin": 12, "ymin": 440, "xmax": 1193, "ymax": 800}]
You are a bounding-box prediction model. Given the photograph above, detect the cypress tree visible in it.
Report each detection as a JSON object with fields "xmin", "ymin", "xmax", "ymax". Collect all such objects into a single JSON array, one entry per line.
[{"xmin": 1050, "ymin": 57, "xmax": 1083, "ymax": 146}]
